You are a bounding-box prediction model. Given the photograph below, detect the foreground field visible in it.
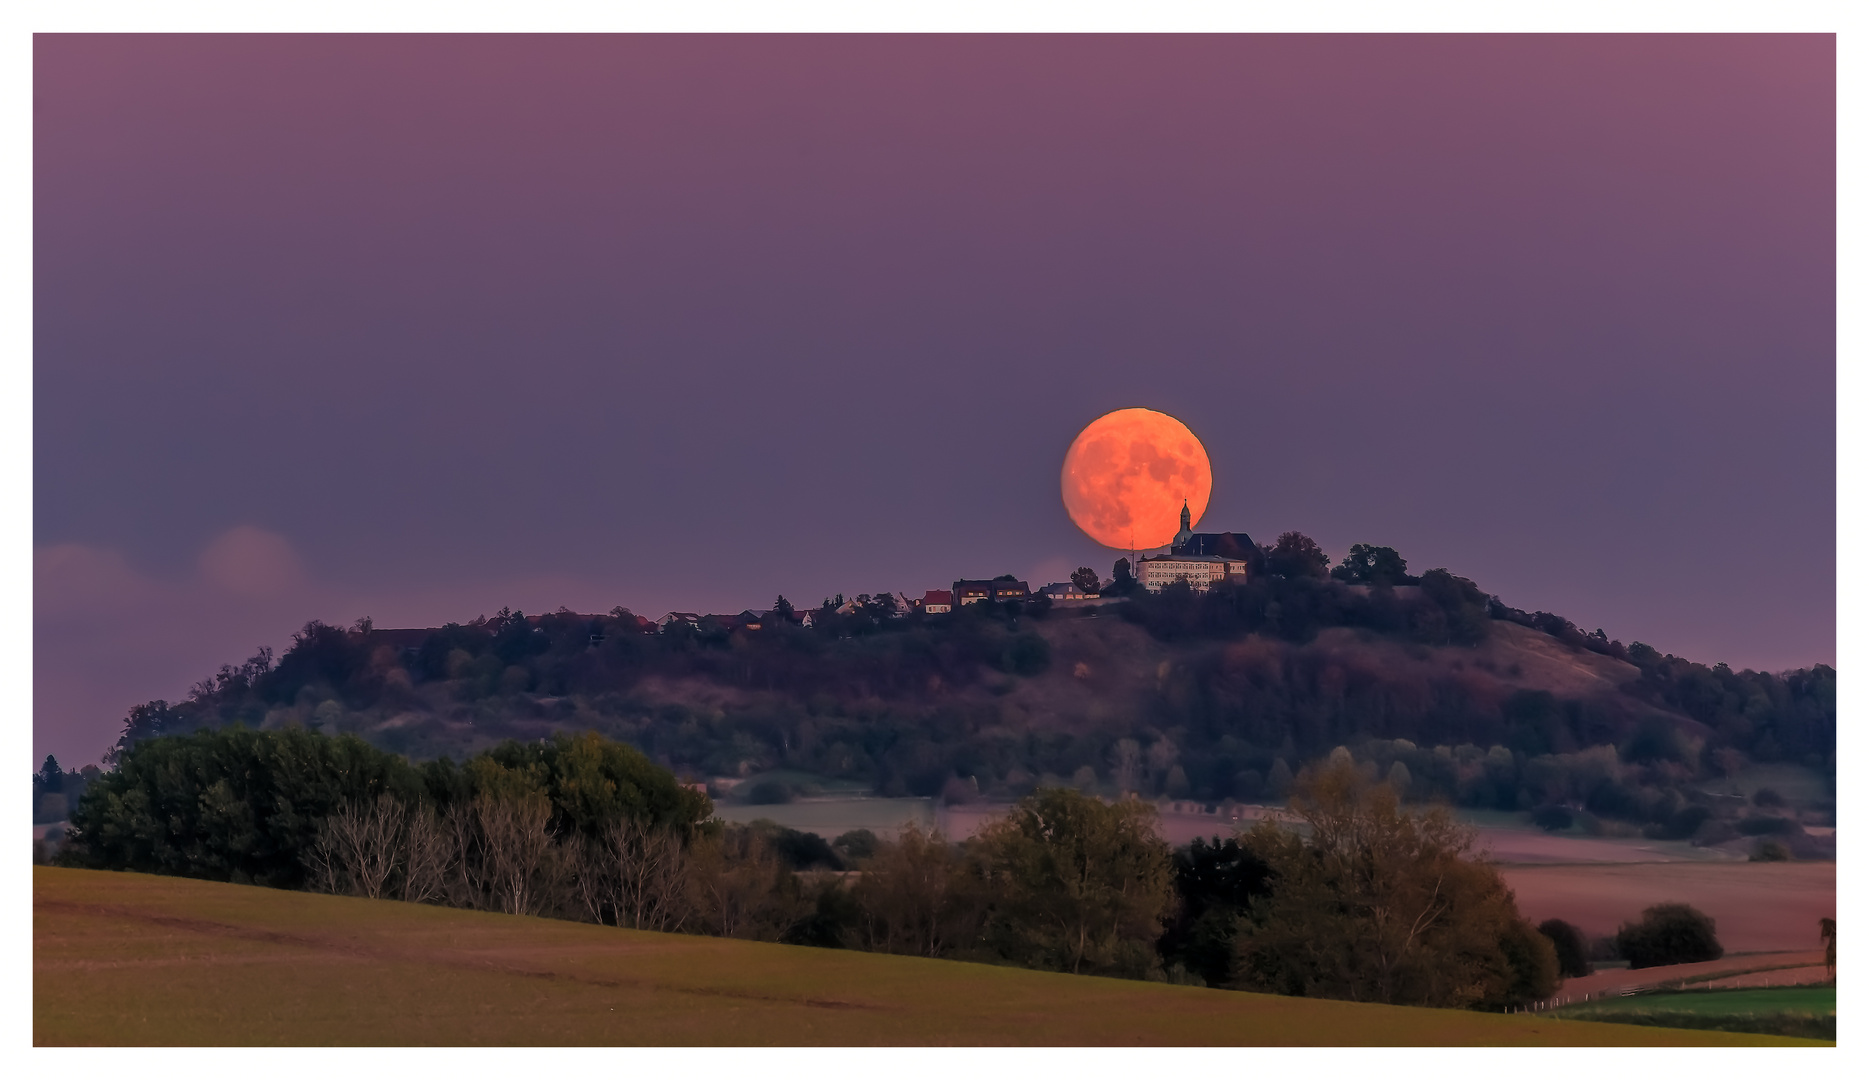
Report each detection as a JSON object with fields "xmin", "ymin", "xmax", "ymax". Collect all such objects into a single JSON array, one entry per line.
[{"xmin": 34, "ymin": 869, "xmax": 1820, "ymax": 1046}]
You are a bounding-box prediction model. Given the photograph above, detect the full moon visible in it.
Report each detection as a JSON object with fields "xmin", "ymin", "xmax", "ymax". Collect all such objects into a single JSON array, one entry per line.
[{"xmin": 1061, "ymin": 408, "xmax": 1213, "ymax": 550}]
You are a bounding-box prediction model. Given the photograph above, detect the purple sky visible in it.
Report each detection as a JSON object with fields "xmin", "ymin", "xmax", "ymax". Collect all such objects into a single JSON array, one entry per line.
[{"xmin": 35, "ymin": 35, "xmax": 1835, "ymax": 766}]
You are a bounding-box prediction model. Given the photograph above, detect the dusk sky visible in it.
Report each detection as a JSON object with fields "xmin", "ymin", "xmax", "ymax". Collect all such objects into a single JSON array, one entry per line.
[{"xmin": 35, "ymin": 34, "xmax": 1834, "ymax": 766}]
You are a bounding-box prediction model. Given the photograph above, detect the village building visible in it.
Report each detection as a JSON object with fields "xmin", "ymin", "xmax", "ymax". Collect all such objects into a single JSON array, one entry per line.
[
  {"xmin": 953, "ymin": 578, "xmax": 1031, "ymax": 605},
  {"xmin": 920, "ymin": 589, "xmax": 953, "ymax": 614},
  {"xmin": 1038, "ymin": 582, "xmax": 1098, "ymax": 601},
  {"xmin": 1166, "ymin": 499, "xmax": 1259, "ymax": 561},
  {"xmin": 1138, "ymin": 553, "xmax": 1249, "ymax": 592}
]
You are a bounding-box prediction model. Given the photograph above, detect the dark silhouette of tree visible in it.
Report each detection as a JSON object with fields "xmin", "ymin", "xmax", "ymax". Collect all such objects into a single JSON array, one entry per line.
[
  {"xmin": 1537, "ymin": 918, "xmax": 1593, "ymax": 978},
  {"xmin": 1262, "ymin": 532, "xmax": 1330, "ymax": 579},
  {"xmin": 1158, "ymin": 836, "xmax": 1272, "ymax": 986},
  {"xmin": 1331, "ymin": 543, "xmax": 1412, "ymax": 586},
  {"xmin": 1070, "ymin": 567, "xmax": 1101, "ymax": 593},
  {"xmin": 1615, "ymin": 903, "xmax": 1723, "ymax": 969}
]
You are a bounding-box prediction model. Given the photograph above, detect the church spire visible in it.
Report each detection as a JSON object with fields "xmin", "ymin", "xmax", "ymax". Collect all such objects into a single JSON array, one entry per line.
[{"xmin": 1172, "ymin": 498, "xmax": 1194, "ymax": 553}]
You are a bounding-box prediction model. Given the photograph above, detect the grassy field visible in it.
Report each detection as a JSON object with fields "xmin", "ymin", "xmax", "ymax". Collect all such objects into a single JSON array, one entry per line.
[
  {"xmin": 1550, "ymin": 987, "xmax": 1835, "ymax": 1040},
  {"xmin": 33, "ymin": 868, "xmax": 1825, "ymax": 1046}
]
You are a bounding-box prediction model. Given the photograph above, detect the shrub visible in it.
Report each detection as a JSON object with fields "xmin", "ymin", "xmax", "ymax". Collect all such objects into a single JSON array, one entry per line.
[
  {"xmin": 1537, "ymin": 918, "xmax": 1594, "ymax": 978},
  {"xmin": 1749, "ymin": 839, "xmax": 1792, "ymax": 862},
  {"xmin": 832, "ymin": 829, "xmax": 879, "ymax": 861},
  {"xmin": 1615, "ymin": 903, "xmax": 1723, "ymax": 969},
  {"xmin": 1529, "ymin": 805, "xmax": 1573, "ymax": 832},
  {"xmin": 745, "ymin": 780, "xmax": 795, "ymax": 805}
]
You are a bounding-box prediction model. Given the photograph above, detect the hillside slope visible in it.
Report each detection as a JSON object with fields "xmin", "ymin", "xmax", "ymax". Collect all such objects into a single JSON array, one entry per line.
[
  {"xmin": 90, "ymin": 579, "xmax": 1834, "ymax": 825},
  {"xmin": 33, "ymin": 868, "xmax": 1817, "ymax": 1046}
]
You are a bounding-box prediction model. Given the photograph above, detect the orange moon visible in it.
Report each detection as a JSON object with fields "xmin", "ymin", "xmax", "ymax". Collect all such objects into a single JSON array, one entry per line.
[{"xmin": 1061, "ymin": 408, "xmax": 1212, "ymax": 550}]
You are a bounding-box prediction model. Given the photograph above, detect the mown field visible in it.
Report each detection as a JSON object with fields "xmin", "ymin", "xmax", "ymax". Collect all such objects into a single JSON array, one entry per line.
[
  {"xmin": 1550, "ymin": 987, "xmax": 1835, "ymax": 1040},
  {"xmin": 33, "ymin": 868, "xmax": 1825, "ymax": 1046},
  {"xmin": 1500, "ymin": 860, "xmax": 1835, "ymax": 954}
]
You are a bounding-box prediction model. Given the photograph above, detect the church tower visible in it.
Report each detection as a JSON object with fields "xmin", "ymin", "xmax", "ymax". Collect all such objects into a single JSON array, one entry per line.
[{"xmin": 1171, "ymin": 498, "xmax": 1193, "ymax": 553}]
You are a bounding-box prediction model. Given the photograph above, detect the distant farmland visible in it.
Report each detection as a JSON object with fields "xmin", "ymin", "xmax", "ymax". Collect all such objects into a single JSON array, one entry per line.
[{"xmin": 33, "ymin": 869, "xmax": 1824, "ymax": 1046}]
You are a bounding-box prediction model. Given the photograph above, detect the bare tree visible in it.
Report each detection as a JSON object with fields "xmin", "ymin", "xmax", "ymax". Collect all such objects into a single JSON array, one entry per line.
[
  {"xmin": 399, "ymin": 804, "xmax": 454, "ymax": 904},
  {"xmin": 303, "ymin": 821, "xmax": 344, "ymax": 895},
  {"xmin": 304, "ymin": 793, "xmax": 408, "ymax": 900},
  {"xmin": 475, "ymin": 792, "xmax": 557, "ymax": 916},
  {"xmin": 571, "ymin": 818, "xmax": 695, "ymax": 931},
  {"xmin": 441, "ymin": 801, "xmax": 493, "ymax": 910},
  {"xmin": 610, "ymin": 818, "xmax": 693, "ymax": 932}
]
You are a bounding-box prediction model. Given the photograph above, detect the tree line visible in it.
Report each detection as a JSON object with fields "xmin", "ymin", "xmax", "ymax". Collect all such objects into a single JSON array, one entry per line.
[{"xmin": 57, "ymin": 727, "xmax": 1567, "ymax": 1011}]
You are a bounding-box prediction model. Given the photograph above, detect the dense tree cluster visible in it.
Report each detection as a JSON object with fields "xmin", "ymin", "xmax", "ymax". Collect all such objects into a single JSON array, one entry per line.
[
  {"xmin": 59, "ymin": 728, "xmax": 1568, "ymax": 1011},
  {"xmin": 1231, "ymin": 759, "xmax": 1559, "ymax": 1009}
]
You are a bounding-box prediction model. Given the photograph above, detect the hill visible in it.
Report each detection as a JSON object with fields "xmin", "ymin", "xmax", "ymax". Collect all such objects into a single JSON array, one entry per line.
[
  {"xmin": 32, "ymin": 867, "xmax": 1819, "ymax": 1046},
  {"xmin": 84, "ymin": 573, "xmax": 1834, "ymax": 837}
]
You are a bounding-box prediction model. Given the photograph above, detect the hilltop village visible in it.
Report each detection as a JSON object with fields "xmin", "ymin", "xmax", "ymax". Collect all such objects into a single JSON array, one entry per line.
[{"xmin": 634, "ymin": 501, "xmax": 1259, "ymax": 638}]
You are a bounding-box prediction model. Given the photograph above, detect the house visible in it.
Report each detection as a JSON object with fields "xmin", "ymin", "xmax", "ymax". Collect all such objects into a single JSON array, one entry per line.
[
  {"xmin": 991, "ymin": 579, "xmax": 1031, "ymax": 602},
  {"xmin": 953, "ymin": 577, "xmax": 1031, "ymax": 604},
  {"xmin": 921, "ymin": 589, "xmax": 953, "ymax": 614},
  {"xmin": 1039, "ymin": 582, "xmax": 1098, "ymax": 601},
  {"xmin": 657, "ymin": 611, "xmax": 701, "ymax": 632}
]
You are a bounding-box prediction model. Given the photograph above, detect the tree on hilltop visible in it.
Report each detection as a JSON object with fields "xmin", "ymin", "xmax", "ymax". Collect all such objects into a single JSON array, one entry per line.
[
  {"xmin": 1331, "ymin": 543, "xmax": 1413, "ymax": 586},
  {"xmin": 1262, "ymin": 532, "xmax": 1331, "ymax": 579}
]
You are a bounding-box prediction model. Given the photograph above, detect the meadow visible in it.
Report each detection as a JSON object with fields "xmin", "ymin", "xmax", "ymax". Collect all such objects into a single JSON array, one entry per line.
[
  {"xmin": 34, "ymin": 867, "xmax": 1824, "ymax": 1046},
  {"xmin": 1549, "ymin": 987, "xmax": 1834, "ymax": 1040}
]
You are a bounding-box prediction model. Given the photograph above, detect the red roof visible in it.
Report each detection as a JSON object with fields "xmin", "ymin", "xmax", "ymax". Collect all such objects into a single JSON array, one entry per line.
[{"xmin": 923, "ymin": 590, "xmax": 953, "ymax": 605}]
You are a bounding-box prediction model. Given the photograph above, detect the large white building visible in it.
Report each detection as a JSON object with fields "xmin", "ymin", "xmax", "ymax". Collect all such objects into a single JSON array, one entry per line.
[{"xmin": 1138, "ymin": 553, "xmax": 1249, "ymax": 592}]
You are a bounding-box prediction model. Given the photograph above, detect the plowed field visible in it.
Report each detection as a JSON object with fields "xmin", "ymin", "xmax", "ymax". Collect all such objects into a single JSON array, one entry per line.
[{"xmin": 34, "ymin": 868, "xmax": 1822, "ymax": 1046}]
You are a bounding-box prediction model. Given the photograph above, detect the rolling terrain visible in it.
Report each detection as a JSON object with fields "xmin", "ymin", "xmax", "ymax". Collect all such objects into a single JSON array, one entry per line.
[{"xmin": 33, "ymin": 868, "xmax": 1823, "ymax": 1046}]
